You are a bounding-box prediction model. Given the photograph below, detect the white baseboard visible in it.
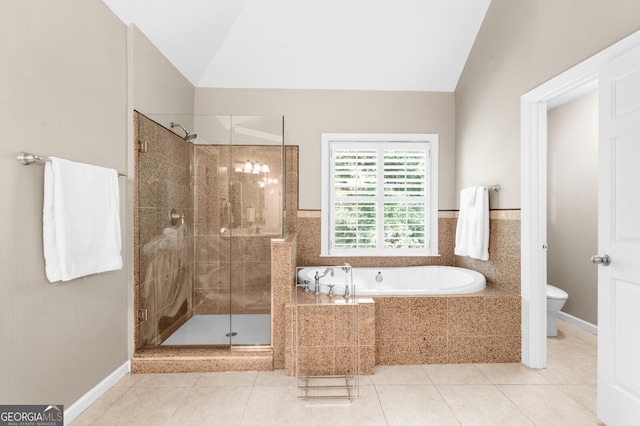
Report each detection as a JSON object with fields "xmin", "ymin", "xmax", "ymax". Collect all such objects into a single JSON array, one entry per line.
[
  {"xmin": 64, "ymin": 360, "xmax": 130, "ymax": 425},
  {"xmin": 557, "ymin": 311, "xmax": 598, "ymax": 335}
]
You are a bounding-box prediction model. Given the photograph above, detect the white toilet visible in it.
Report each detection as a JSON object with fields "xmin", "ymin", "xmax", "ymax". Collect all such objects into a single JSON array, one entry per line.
[{"xmin": 547, "ymin": 284, "xmax": 569, "ymax": 337}]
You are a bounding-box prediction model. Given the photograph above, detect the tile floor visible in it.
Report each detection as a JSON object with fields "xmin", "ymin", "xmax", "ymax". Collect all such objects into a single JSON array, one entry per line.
[{"xmin": 72, "ymin": 319, "xmax": 602, "ymax": 425}]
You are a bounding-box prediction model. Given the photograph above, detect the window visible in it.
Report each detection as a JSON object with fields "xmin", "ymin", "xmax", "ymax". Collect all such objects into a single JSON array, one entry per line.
[{"xmin": 321, "ymin": 133, "xmax": 438, "ymax": 256}]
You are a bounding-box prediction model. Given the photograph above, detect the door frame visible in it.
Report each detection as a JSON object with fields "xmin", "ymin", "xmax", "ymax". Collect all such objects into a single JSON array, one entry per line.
[{"xmin": 520, "ymin": 29, "xmax": 640, "ymax": 368}]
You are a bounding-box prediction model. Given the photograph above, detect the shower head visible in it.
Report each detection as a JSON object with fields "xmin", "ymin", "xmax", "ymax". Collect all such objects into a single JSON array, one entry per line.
[{"xmin": 170, "ymin": 122, "xmax": 197, "ymax": 141}]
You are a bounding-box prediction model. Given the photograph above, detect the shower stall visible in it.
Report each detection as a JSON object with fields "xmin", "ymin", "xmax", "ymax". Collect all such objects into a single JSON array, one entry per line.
[{"xmin": 135, "ymin": 113, "xmax": 284, "ymax": 348}]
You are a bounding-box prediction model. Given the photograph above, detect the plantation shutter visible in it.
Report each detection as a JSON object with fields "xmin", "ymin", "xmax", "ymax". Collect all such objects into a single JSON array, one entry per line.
[
  {"xmin": 329, "ymin": 142, "xmax": 430, "ymax": 255},
  {"xmin": 383, "ymin": 149, "xmax": 428, "ymax": 250},
  {"xmin": 332, "ymin": 149, "xmax": 378, "ymax": 250}
]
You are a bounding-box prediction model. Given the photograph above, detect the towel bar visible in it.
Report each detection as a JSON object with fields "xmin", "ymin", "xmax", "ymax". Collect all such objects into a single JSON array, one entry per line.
[{"xmin": 17, "ymin": 152, "xmax": 127, "ymax": 177}]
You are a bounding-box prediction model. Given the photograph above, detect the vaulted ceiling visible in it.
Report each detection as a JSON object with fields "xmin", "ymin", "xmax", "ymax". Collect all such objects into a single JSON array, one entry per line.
[{"xmin": 101, "ymin": 0, "xmax": 491, "ymax": 92}]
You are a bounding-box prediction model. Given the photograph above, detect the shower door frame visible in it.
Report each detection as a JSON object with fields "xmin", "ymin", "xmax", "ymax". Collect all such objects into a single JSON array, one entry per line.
[{"xmin": 135, "ymin": 113, "xmax": 284, "ymax": 349}]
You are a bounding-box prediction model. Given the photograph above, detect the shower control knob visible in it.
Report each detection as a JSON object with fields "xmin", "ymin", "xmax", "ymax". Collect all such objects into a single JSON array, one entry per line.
[{"xmin": 591, "ymin": 254, "xmax": 611, "ymax": 266}]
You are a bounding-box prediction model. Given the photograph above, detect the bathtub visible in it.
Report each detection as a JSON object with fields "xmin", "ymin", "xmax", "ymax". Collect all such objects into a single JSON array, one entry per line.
[{"xmin": 296, "ymin": 265, "xmax": 486, "ymax": 296}]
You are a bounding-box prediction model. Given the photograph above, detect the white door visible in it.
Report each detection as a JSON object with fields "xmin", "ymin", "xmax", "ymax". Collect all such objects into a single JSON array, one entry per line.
[{"xmin": 597, "ymin": 43, "xmax": 640, "ymax": 425}]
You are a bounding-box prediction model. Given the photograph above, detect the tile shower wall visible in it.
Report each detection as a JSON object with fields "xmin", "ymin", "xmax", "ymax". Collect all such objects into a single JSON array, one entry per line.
[
  {"xmin": 374, "ymin": 289, "xmax": 521, "ymax": 365},
  {"xmin": 135, "ymin": 113, "xmax": 195, "ymax": 348},
  {"xmin": 130, "ymin": 232, "xmax": 297, "ymax": 374},
  {"xmin": 193, "ymin": 145, "xmax": 284, "ymax": 315},
  {"xmin": 284, "ymin": 146, "xmax": 299, "ymax": 236},
  {"xmin": 272, "ymin": 234, "xmax": 298, "ymax": 370},
  {"xmin": 134, "ymin": 116, "xmax": 294, "ymax": 353}
]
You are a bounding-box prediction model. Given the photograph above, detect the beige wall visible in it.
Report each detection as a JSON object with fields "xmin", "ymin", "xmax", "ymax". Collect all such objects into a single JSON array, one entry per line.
[
  {"xmin": 547, "ymin": 91, "xmax": 598, "ymax": 325},
  {"xmin": 195, "ymin": 88, "xmax": 457, "ymax": 210},
  {"xmin": 0, "ymin": 0, "xmax": 128, "ymax": 407},
  {"xmin": 131, "ymin": 26, "xmax": 195, "ymax": 121},
  {"xmin": 455, "ymin": 0, "xmax": 640, "ymax": 209}
]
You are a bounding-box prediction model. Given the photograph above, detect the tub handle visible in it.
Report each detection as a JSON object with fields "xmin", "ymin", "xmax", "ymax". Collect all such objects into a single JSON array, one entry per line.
[{"xmin": 302, "ymin": 279, "xmax": 311, "ymax": 291}]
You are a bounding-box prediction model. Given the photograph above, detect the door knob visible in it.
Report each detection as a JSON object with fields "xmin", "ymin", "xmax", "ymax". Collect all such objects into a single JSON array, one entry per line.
[{"xmin": 591, "ymin": 254, "xmax": 611, "ymax": 266}]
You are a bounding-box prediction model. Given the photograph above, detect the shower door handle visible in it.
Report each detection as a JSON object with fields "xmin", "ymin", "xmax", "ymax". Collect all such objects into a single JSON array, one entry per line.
[{"xmin": 591, "ymin": 254, "xmax": 611, "ymax": 266}]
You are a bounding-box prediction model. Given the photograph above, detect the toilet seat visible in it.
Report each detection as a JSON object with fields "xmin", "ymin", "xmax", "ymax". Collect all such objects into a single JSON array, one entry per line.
[{"xmin": 547, "ymin": 284, "xmax": 568, "ymax": 300}]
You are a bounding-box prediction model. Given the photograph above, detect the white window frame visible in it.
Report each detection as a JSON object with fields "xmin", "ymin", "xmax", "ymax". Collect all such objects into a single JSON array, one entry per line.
[{"xmin": 321, "ymin": 133, "xmax": 438, "ymax": 257}]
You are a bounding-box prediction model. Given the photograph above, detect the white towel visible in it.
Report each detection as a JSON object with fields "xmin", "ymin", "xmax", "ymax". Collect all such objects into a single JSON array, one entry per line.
[
  {"xmin": 43, "ymin": 157, "xmax": 122, "ymax": 282},
  {"xmin": 454, "ymin": 186, "xmax": 489, "ymax": 260}
]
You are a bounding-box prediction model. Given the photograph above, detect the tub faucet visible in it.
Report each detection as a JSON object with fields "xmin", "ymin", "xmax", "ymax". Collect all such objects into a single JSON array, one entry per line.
[
  {"xmin": 341, "ymin": 263, "xmax": 352, "ymax": 297},
  {"xmin": 314, "ymin": 267, "xmax": 334, "ymax": 294}
]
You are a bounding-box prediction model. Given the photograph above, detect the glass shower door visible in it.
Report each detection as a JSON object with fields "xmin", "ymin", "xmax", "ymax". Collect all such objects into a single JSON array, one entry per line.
[
  {"xmin": 192, "ymin": 114, "xmax": 283, "ymax": 346},
  {"xmin": 135, "ymin": 113, "xmax": 283, "ymax": 348},
  {"xmin": 135, "ymin": 112, "xmax": 195, "ymax": 348},
  {"xmin": 226, "ymin": 116, "xmax": 283, "ymax": 346}
]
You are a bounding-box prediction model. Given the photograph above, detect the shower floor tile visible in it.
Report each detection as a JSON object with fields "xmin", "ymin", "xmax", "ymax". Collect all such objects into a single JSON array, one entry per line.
[{"xmin": 162, "ymin": 314, "xmax": 271, "ymax": 346}]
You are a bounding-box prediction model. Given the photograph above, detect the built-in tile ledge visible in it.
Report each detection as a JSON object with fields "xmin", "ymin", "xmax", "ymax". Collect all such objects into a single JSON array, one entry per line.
[
  {"xmin": 131, "ymin": 347, "xmax": 273, "ymax": 373},
  {"xmin": 297, "ymin": 210, "xmax": 321, "ymax": 218},
  {"xmin": 489, "ymin": 210, "xmax": 521, "ymax": 220},
  {"xmin": 449, "ymin": 210, "xmax": 521, "ymax": 220},
  {"xmin": 297, "ymin": 210, "xmax": 495, "ymax": 219},
  {"xmin": 438, "ymin": 211, "xmax": 457, "ymax": 218}
]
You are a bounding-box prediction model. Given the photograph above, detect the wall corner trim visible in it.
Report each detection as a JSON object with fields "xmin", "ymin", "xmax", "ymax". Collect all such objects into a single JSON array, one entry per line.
[{"xmin": 64, "ymin": 361, "xmax": 131, "ymax": 425}]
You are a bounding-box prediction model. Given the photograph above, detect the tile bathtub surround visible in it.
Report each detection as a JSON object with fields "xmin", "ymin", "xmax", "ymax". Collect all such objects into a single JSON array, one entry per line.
[
  {"xmin": 284, "ymin": 296, "xmax": 375, "ymax": 377},
  {"xmin": 455, "ymin": 210, "xmax": 521, "ymax": 294},
  {"xmin": 295, "ymin": 209, "xmax": 521, "ymax": 294},
  {"xmin": 374, "ymin": 288, "xmax": 521, "ymax": 365},
  {"xmin": 295, "ymin": 210, "xmax": 457, "ymax": 268},
  {"xmin": 289, "ymin": 209, "xmax": 522, "ymax": 367}
]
